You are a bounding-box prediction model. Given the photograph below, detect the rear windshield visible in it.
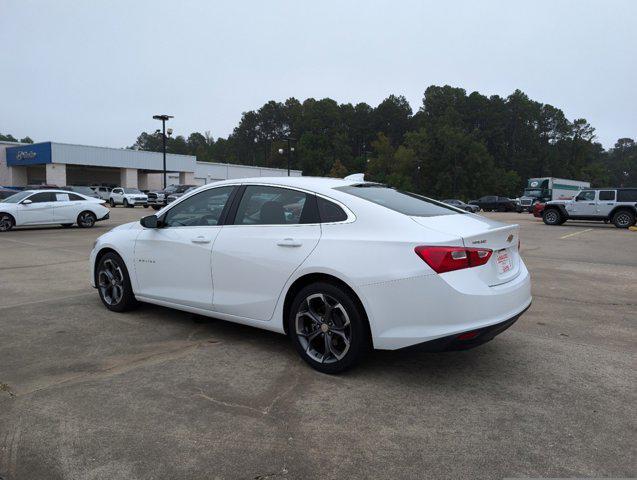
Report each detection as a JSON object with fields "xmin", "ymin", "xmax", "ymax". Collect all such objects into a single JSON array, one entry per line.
[
  {"xmin": 336, "ymin": 185, "xmax": 462, "ymax": 217},
  {"xmin": 1, "ymin": 191, "xmax": 32, "ymax": 203}
]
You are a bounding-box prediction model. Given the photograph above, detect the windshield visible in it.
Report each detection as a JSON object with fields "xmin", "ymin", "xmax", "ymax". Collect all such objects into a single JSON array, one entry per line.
[
  {"xmin": 123, "ymin": 188, "xmax": 143, "ymax": 194},
  {"xmin": 523, "ymin": 189, "xmax": 543, "ymax": 197},
  {"xmin": 1, "ymin": 191, "xmax": 32, "ymax": 203},
  {"xmin": 336, "ymin": 185, "xmax": 461, "ymax": 217}
]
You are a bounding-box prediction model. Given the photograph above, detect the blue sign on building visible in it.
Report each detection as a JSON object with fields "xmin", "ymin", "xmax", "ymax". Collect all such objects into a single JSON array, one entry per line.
[{"xmin": 6, "ymin": 142, "xmax": 52, "ymax": 166}]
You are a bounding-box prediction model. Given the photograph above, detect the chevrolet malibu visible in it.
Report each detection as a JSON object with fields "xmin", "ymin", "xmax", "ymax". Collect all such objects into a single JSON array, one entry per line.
[{"xmin": 90, "ymin": 177, "xmax": 531, "ymax": 373}]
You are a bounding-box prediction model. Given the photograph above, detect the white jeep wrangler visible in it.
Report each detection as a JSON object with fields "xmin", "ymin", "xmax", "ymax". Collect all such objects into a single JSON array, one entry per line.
[{"xmin": 543, "ymin": 188, "xmax": 637, "ymax": 228}]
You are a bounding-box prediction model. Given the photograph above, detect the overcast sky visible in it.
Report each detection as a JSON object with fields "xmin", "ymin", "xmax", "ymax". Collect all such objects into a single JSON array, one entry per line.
[{"xmin": 1, "ymin": 0, "xmax": 635, "ymax": 149}]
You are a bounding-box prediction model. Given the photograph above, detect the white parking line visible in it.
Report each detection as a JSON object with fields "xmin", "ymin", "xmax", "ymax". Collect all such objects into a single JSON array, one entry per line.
[{"xmin": 560, "ymin": 228, "xmax": 593, "ymax": 239}]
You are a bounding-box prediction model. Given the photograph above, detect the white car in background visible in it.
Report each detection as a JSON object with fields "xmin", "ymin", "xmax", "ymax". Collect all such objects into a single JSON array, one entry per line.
[
  {"xmin": 0, "ymin": 189, "xmax": 110, "ymax": 231},
  {"xmin": 90, "ymin": 177, "xmax": 531, "ymax": 373},
  {"xmin": 108, "ymin": 188, "xmax": 148, "ymax": 208}
]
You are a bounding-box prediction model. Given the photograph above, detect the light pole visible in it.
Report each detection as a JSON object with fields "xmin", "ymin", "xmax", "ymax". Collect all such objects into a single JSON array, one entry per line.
[
  {"xmin": 153, "ymin": 114, "xmax": 173, "ymax": 188},
  {"xmin": 278, "ymin": 137, "xmax": 296, "ymax": 176}
]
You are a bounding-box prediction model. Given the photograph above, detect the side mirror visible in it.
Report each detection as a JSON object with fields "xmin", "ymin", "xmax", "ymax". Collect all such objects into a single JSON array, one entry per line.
[
  {"xmin": 140, "ymin": 215, "xmax": 160, "ymax": 229},
  {"xmin": 21, "ymin": 199, "xmax": 32, "ymax": 205}
]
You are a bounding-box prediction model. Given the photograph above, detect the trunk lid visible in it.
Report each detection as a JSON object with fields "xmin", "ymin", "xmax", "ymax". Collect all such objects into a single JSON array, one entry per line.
[{"xmin": 410, "ymin": 214, "xmax": 521, "ymax": 286}]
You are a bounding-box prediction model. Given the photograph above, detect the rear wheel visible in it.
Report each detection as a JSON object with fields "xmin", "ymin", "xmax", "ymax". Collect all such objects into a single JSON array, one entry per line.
[
  {"xmin": 288, "ymin": 282, "xmax": 370, "ymax": 374},
  {"xmin": 0, "ymin": 213, "xmax": 14, "ymax": 232},
  {"xmin": 543, "ymin": 208, "xmax": 563, "ymax": 226},
  {"xmin": 612, "ymin": 209, "xmax": 635, "ymax": 228},
  {"xmin": 96, "ymin": 252, "xmax": 138, "ymax": 312},
  {"xmin": 77, "ymin": 211, "xmax": 96, "ymax": 228}
]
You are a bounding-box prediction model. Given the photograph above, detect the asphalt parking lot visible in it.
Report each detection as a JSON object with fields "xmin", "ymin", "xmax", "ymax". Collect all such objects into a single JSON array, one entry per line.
[{"xmin": 0, "ymin": 207, "xmax": 635, "ymax": 479}]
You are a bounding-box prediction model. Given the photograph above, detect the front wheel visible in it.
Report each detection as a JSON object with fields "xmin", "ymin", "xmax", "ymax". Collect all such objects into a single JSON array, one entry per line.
[
  {"xmin": 0, "ymin": 213, "xmax": 14, "ymax": 232},
  {"xmin": 151, "ymin": 205, "xmax": 161, "ymax": 211},
  {"xmin": 109, "ymin": 198, "xmax": 115, "ymax": 207},
  {"xmin": 288, "ymin": 282, "xmax": 370, "ymax": 374},
  {"xmin": 543, "ymin": 208, "xmax": 563, "ymax": 226},
  {"xmin": 123, "ymin": 199, "xmax": 130, "ymax": 208},
  {"xmin": 612, "ymin": 210, "xmax": 635, "ymax": 228},
  {"xmin": 96, "ymin": 252, "xmax": 138, "ymax": 312}
]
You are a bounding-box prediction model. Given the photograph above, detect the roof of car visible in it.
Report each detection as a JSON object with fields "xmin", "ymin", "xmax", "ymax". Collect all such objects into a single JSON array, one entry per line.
[{"xmin": 208, "ymin": 176, "xmax": 366, "ymax": 195}]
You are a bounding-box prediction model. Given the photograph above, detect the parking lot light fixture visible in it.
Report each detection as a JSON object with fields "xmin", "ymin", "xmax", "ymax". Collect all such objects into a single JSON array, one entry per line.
[{"xmin": 152, "ymin": 114, "xmax": 174, "ymax": 189}]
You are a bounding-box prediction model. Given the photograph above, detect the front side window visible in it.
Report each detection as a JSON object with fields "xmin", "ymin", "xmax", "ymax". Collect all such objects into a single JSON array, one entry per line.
[
  {"xmin": 234, "ymin": 186, "xmax": 312, "ymax": 225},
  {"xmin": 598, "ymin": 190, "xmax": 615, "ymax": 201},
  {"xmin": 576, "ymin": 191, "xmax": 595, "ymax": 201},
  {"xmin": 336, "ymin": 185, "xmax": 460, "ymax": 217},
  {"xmin": 163, "ymin": 186, "xmax": 234, "ymax": 227},
  {"xmin": 113, "ymin": 189, "xmax": 122, "ymax": 194}
]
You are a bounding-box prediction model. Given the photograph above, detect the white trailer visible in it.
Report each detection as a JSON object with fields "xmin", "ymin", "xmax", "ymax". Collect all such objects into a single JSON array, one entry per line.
[{"xmin": 520, "ymin": 177, "xmax": 590, "ymax": 210}]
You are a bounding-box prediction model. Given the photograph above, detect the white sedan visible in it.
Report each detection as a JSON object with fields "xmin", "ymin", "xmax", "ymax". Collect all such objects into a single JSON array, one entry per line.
[
  {"xmin": 90, "ymin": 177, "xmax": 531, "ymax": 373},
  {"xmin": 0, "ymin": 189, "xmax": 110, "ymax": 231}
]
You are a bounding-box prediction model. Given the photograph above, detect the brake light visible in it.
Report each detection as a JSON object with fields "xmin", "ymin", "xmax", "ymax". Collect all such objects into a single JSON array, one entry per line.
[{"xmin": 414, "ymin": 246, "xmax": 493, "ymax": 274}]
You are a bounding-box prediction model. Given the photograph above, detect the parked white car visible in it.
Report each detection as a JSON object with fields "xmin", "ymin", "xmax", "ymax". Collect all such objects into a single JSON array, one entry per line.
[
  {"xmin": 92, "ymin": 186, "xmax": 112, "ymax": 200},
  {"xmin": 108, "ymin": 188, "xmax": 148, "ymax": 208},
  {"xmin": 90, "ymin": 177, "xmax": 531, "ymax": 373},
  {"xmin": 0, "ymin": 189, "xmax": 110, "ymax": 231}
]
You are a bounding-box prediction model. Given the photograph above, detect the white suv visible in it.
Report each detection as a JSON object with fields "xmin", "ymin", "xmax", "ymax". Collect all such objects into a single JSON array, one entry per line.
[
  {"xmin": 543, "ymin": 188, "xmax": 637, "ymax": 228},
  {"xmin": 108, "ymin": 188, "xmax": 148, "ymax": 208}
]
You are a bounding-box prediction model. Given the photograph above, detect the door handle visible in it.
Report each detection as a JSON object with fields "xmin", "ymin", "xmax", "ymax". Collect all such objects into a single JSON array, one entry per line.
[
  {"xmin": 191, "ymin": 235, "xmax": 211, "ymax": 244},
  {"xmin": 277, "ymin": 238, "xmax": 302, "ymax": 247}
]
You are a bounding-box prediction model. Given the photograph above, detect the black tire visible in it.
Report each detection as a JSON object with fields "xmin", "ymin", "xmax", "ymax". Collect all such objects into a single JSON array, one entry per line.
[
  {"xmin": 151, "ymin": 205, "xmax": 161, "ymax": 211},
  {"xmin": 61, "ymin": 224, "xmax": 73, "ymax": 228},
  {"xmin": 497, "ymin": 205, "xmax": 506, "ymax": 212},
  {"xmin": 95, "ymin": 252, "xmax": 138, "ymax": 312},
  {"xmin": 109, "ymin": 198, "xmax": 115, "ymax": 207},
  {"xmin": 77, "ymin": 211, "xmax": 97, "ymax": 228},
  {"xmin": 612, "ymin": 209, "xmax": 636, "ymax": 229},
  {"xmin": 143, "ymin": 204, "xmax": 149, "ymax": 208},
  {"xmin": 288, "ymin": 282, "xmax": 370, "ymax": 374},
  {"xmin": 0, "ymin": 213, "xmax": 15, "ymax": 232},
  {"xmin": 543, "ymin": 208, "xmax": 563, "ymax": 226},
  {"xmin": 123, "ymin": 199, "xmax": 130, "ymax": 208}
]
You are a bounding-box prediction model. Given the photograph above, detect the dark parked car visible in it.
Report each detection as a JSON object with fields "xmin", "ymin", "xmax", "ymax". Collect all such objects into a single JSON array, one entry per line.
[
  {"xmin": 0, "ymin": 188, "xmax": 18, "ymax": 200},
  {"xmin": 469, "ymin": 196, "xmax": 517, "ymax": 212},
  {"xmin": 147, "ymin": 184, "xmax": 197, "ymax": 210},
  {"xmin": 166, "ymin": 186, "xmax": 197, "ymax": 204},
  {"xmin": 442, "ymin": 199, "xmax": 480, "ymax": 213}
]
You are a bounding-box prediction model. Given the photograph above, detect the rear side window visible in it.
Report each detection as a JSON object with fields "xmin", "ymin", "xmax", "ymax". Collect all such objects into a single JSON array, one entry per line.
[
  {"xmin": 234, "ymin": 185, "xmax": 314, "ymax": 225},
  {"xmin": 336, "ymin": 185, "xmax": 460, "ymax": 217},
  {"xmin": 598, "ymin": 190, "xmax": 615, "ymax": 201},
  {"xmin": 318, "ymin": 197, "xmax": 347, "ymax": 222},
  {"xmin": 617, "ymin": 189, "xmax": 637, "ymax": 202},
  {"xmin": 68, "ymin": 193, "xmax": 84, "ymax": 201}
]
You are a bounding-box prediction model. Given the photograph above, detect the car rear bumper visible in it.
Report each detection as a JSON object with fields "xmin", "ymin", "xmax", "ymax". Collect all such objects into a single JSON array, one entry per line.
[
  {"xmin": 358, "ymin": 261, "xmax": 532, "ymax": 350},
  {"xmin": 97, "ymin": 212, "xmax": 110, "ymax": 221}
]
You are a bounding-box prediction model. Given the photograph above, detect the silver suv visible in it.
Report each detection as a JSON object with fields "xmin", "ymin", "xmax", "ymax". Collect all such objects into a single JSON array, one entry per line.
[{"xmin": 543, "ymin": 188, "xmax": 637, "ymax": 228}]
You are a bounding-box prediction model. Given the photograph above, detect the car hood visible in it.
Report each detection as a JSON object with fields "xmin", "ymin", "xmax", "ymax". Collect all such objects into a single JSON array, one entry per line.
[{"xmin": 111, "ymin": 221, "xmax": 142, "ymax": 231}]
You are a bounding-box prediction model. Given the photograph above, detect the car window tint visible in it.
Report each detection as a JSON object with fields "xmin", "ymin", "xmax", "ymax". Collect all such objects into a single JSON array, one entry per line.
[
  {"xmin": 68, "ymin": 193, "xmax": 84, "ymax": 201},
  {"xmin": 336, "ymin": 185, "xmax": 460, "ymax": 217},
  {"xmin": 163, "ymin": 186, "xmax": 234, "ymax": 227},
  {"xmin": 234, "ymin": 186, "xmax": 310, "ymax": 225},
  {"xmin": 29, "ymin": 192, "xmax": 55, "ymax": 203},
  {"xmin": 598, "ymin": 190, "xmax": 615, "ymax": 201},
  {"xmin": 317, "ymin": 197, "xmax": 348, "ymax": 222},
  {"xmin": 617, "ymin": 189, "xmax": 637, "ymax": 202}
]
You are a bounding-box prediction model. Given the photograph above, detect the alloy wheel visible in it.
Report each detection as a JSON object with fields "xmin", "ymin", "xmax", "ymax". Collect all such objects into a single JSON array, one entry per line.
[
  {"xmin": 98, "ymin": 259, "xmax": 125, "ymax": 305},
  {"xmin": 0, "ymin": 214, "xmax": 12, "ymax": 232},
  {"xmin": 295, "ymin": 293, "xmax": 352, "ymax": 364},
  {"xmin": 545, "ymin": 210, "xmax": 558, "ymax": 224},
  {"xmin": 615, "ymin": 212, "xmax": 631, "ymax": 227},
  {"xmin": 79, "ymin": 212, "xmax": 95, "ymax": 227}
]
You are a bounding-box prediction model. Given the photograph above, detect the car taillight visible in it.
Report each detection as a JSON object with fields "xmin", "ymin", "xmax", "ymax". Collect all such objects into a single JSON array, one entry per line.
[{"xmin": 414, "ymin": 246, "xmax": 493, "ymax": 274}]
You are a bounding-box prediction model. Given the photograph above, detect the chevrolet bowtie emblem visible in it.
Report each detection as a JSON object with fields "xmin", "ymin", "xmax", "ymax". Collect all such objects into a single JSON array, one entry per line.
[{"xmin": 506, "ymin": 234, "xmax": 514, "ymax": 243}]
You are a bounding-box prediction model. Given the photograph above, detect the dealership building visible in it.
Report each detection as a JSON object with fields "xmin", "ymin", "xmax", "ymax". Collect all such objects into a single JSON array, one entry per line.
[{"xmin": 0, "ymin": 141, "xmax": 301, "ymax": 190}]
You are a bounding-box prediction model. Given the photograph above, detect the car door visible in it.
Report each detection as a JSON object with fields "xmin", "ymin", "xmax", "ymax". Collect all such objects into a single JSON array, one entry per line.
[
  {"xmin": 51, "ymin": 192, "xmax": 77, "ymax": 223},
  {"xmin": 570, "ymin": 190, "xmax": 597, "ymax": 216},
  {"xmin": 133, "ymin": 185, "xmax": 236, "ymax": 309},
  {"xmin": 111, "ymin": 188, "xmax": 123, "ymax": 203},
  {"xmin": 596, "ymin": 190, "xmax": 616, "ymax": 217},
  {"xmin": 212, "ymin": 185, "xmax": 321, "ymax": 321},
  {"xmin": 17, "ymin": 192, "xmax": 57, "ymax": 225}
]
